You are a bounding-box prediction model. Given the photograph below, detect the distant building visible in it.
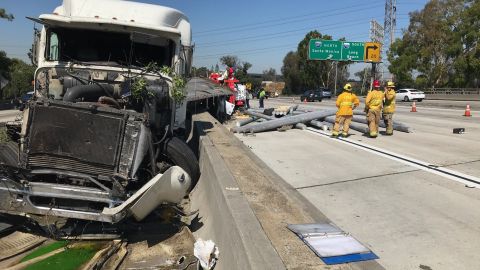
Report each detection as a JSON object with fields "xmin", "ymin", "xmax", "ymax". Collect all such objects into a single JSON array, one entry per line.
[{"xmin": 261, "ymin": 81, "xmax": 285, "ymax": 96}]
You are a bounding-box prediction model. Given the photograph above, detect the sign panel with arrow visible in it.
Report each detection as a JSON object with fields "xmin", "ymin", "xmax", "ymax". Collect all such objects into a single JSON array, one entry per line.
[
  {"xmin": 308, "ymin": 40, "xmax": 382, "ymax": 63},
  {"xmin": 364, "ymin": 42, "xmax": 381, "ymax": 62}
]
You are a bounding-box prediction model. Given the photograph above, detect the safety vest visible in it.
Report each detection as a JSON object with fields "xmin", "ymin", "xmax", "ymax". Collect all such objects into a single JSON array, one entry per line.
[
  {"xmin": 336, "ymin": 92, "xmax": 360, "ymax": 116},
  {"xmin": 366, "ymin": 90, "xmax": 384, "ymax": 111},
  {"xmin": 383, "ymin": 89, "xmax": 396, "ymax": 113}
]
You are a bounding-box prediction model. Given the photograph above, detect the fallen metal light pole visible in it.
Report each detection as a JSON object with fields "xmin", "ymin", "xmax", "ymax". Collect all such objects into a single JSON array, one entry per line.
[
  {"xmin": 236, "ymin": 117, "xmax": 257, "ymax": 127},
  {"xmin": 244, "ymin": 110, "xmax": 275, "ymax": 120},
  {"xmin": 350, "ymin": 115, "xmax": 412, "ymax": 133},
  {"xmin": 295, "ymin": 123, "xmax": 307, "ymax": 130},
  {"xmin": 324, "ymin": 116, "xmax": 369, "ymax": 133},
  {"xmin": 232, "ymin": 110, "xmax": 336, "ymax": 133},
  {"xmin": 310, "ymin": 120, "xmax": 332, "ymax": 130}
]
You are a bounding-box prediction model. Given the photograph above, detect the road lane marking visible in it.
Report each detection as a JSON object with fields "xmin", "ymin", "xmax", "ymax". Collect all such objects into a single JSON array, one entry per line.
[{"xmin": 305, "ymin": 127, "xmax": 480, "ymax": 189}]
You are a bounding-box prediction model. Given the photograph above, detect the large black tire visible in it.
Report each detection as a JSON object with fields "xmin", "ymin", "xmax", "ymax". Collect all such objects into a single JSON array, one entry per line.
[
  {"xmin": 164, "ymin": 137, "xmax": 200, "ymax": 190},
  {"xmin": 404, "ymin": 96, "xmax": 409, "ymax": 102},
  {"xmin": 0, "ymin": 141, "xmax": 19, "ymax": 167}
]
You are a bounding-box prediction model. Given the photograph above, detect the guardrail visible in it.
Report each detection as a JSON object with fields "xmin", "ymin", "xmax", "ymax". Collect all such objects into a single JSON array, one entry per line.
[{"xmin": 423, "ymin": 88, "xmax": 480, "ymax": 95}]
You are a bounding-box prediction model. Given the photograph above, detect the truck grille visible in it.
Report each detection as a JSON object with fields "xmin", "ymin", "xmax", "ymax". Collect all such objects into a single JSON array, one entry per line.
[
  {"xmin": 24, "ymin": 100, "xmax": 143, "ymax": 178},
  {"xmin": 28, "ymin": 154, "xmax": 114, "ymax": 176}
]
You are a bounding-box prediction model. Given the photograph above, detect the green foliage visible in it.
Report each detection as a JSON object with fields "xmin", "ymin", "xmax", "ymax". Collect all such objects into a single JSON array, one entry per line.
[
  {"xmin": 132, "ymin": 62, "xmax": 186, "ymax": 102},
  {"xmin": 262, "ymin": 68, "xmax": 277, "ymax": 81},
  {"xmin": 388, "ymin": 0, "xmax": 479, "ymax": 88},
  {"xmin": 171, "ymin": 74, "xmax": 186, "ymax": 102},
  {"xmin": 2, "ymin": 59, "xmax": 35, "ymax": 99},
  {"xmin": 192, "ymin": 66, "xmax": 209, "ymax": 77},
  {"xmin": 281, "ymin": 31, "xmax": 351, "ymax": 94},
  {"xmin": 220, "ymin": 55, "xmax": 238, "ymax": 68},
  {"xmin": 131, "ymin": 77, "xmax": 153, "ymax": 100},
  {"xmin": 0, "ymin": 51, "xmax": 11, "ymax": 78},
  {"xmin": 281, "ymin": 51, "xmax": 301, "ymax": 94},
  {"xmin": 0, "ymin": 8, "xmax": 14, "ymax": 21}
]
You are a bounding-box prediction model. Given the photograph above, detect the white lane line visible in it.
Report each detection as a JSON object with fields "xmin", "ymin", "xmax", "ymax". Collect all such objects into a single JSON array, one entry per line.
[{"xmin": 305, "ymin": 127, "xmax": 480, "ymax": 189}]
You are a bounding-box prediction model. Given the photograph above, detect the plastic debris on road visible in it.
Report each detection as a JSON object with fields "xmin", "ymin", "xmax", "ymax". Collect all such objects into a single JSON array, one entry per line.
[{"xmin": 194, "ymin": 238, "xmax": 219, "ymax": 269}]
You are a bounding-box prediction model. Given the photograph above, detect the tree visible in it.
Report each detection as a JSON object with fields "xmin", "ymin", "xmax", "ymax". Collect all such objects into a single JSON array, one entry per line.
[
  {"xmin": 192, "ymin": 66, "xmax": 209, "ymax": 78},
  {"xmin": 262, "ymin": 68, "xmax": 276, "ymax": 81},
  {"xmin": 354, "ymin": 67, "xmax": 383, "ymax": 90},
  {"xmin": 0, "ymin": 8, "xmax": 14, "ymax": 21},
  {"xmin": 281, "ymin": 31, "xmax": 352, "ymax": 94},
  {"xmin": 388, "ymin": 0, "xmax": 478, "ymax": 88},
  {"xmin": 2, "ymin": 59, "xmax": 35, "ymax": 99},
  {"xmin": 220, "ymin": 55, "xmax": 239, "ymax": 68},
  {"xmin": 281, "ymin": 51, "xmax": 302, "ymax": 94},
  {"xmin": 235, "ymin": 61, "xmax": 252, "ymax": 83},
  {"xmin": 0, "ymin": 51, "xmax": 11, "ymax": 79}
]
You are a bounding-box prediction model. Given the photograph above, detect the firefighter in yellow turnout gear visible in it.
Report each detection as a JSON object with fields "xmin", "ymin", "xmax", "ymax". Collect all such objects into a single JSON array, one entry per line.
[
  {"xmin": 332, "ymin": 84, "xmax": 360, "ymax": 137},
  {"xmin": 383, "ymin": 81, "xmax": 396, "ymax": 135},
  {"xmin": 365, "ymin": 80, "xmax": 385, "ymax": 138}
]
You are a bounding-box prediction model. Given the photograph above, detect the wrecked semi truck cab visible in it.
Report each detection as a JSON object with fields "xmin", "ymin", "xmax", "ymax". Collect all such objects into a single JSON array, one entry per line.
[{"xmin": 0, "ymin": 0, "xmax": 199, "ymax": 223}]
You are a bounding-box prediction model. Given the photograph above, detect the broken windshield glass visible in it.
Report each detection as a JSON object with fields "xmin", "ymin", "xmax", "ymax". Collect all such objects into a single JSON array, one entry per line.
[{"xmin": 47, "ymin": 27, "xmax": 175, "ymax": 68}]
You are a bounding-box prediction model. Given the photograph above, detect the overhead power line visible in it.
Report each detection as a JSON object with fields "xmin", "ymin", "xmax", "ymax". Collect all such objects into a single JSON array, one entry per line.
[
  {"xmin": 196, "ymin": 14, "xmax": 409, "ymax": 49},
  {"xmin": 195, "ymin": 0, "xmax": 385, "ymax": 35},
  {"xmin": 194, "ymin": 3, "xmax": 386, "ymax": 37}
]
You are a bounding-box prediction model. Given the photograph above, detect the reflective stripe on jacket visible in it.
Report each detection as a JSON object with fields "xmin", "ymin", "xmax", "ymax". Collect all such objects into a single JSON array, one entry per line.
[
  {"xmin": 383, "ymin": 89, "xmax": 396, "ymax": 113},
  {"xmin": 366, "ymin": 90, "xmax": 385, "ymax": 111},
  {"xmin": 336, "ymin": 92, "xmax": 360, "ymax": 116}
]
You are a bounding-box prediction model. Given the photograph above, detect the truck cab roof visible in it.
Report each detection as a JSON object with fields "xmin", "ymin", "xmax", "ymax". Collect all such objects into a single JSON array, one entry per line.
[{"xmin": 36, "ymin": 0, "xmax": 191, "ymax": 46}]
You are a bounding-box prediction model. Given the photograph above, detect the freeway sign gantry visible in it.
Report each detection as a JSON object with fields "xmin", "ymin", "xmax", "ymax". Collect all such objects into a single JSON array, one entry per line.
[{"xmin": 308, "ymin": 39, "xmax": 381, "ymax": 62}]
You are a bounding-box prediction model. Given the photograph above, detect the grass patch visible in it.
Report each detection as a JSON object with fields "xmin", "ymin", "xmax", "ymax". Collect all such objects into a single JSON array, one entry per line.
[
  {"xmin": 23, "ymin": 242, "xmax": 103, "ymax": 270},
  {"xmin": 20, "ymin": 241, "xmax": 69, "ymax": 263}
]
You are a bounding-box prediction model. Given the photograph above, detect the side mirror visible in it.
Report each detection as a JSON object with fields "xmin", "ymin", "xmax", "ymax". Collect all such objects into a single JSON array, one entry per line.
[{"xmin": 30, "ymin": 28, "xmax": 40, "ymax": 66}]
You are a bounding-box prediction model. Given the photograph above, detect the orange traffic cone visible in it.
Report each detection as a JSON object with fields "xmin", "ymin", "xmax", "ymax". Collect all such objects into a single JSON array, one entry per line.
[
  {"xmin": 464, "ymin": 104, "xmax": 471, "ymax": 117},
  {"xmin": 304, "ymin": 98, "xmax": 307, "ymax": 103},
  {"xmin": 410, "ymin": 101, "xmax": 417, "ymax": 112}
]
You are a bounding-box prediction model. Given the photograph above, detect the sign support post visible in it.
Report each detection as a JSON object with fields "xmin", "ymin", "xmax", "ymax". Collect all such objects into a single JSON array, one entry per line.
[{"xmin": 334, "ymin": 61, "xmax": 338, "ymax": 97}]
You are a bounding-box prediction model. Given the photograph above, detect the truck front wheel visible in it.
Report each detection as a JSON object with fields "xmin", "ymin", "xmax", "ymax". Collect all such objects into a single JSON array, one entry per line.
[{"xmin": 162, "ymin": 137, "xmax": 200, "ymax": 191}]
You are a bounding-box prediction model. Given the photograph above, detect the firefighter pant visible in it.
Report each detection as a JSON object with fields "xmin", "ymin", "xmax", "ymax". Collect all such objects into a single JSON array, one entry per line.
[
  {"xmin": 367, "ymin": 110, "xmax": 381, "ymax": 137},
  {"xmin": 383, "ymin": 113, "xmax": 394, "ymax": 135},
  {"xmin": 332, "ymin": 115, "xmax": 352, "ymax": 136}
]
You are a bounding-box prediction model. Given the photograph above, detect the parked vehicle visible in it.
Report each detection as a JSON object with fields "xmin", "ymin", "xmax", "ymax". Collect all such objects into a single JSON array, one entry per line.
[
  {"xmin": 18, "ymin": 91, "xmax": 34, "ymax": 111},
  {"xmin": 396, "ymin": 89, "xmax": 426, "ymax": 102},
  {"xmin": 321, "ymin": 88, "xmax": 332, "ymax": 99},
  {"xmin": 0, "ymin": 0, "xmax": 198, "ymax": 225},
  {"xmin": 301, "ymin": 89, "xmax": 323, "ymax": 102}
]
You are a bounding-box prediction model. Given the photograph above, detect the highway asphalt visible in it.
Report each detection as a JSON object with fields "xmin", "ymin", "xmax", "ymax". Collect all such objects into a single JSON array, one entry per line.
[{"xmin": 236, "ymin": 98, "xmax": 480, "ymax": 270}]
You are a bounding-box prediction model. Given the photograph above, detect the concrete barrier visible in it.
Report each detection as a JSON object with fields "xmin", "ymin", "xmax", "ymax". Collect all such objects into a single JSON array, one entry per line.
[
  {"xmin": 190, "ymin": 112, "xmax": 384, "ymax": 270},
  {"xmin": 190, "ymin": 135, "xmax": 285, "ymax": 270}
]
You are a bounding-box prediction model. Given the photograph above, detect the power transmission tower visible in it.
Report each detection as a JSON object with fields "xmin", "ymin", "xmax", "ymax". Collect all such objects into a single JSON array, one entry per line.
[
  {"xmin": 384, "ymin": 0, "xmax": 397, "ymax": 81},
  {"xmin": 384, "ymin": 0, "xmax": 397, "ymax": 54}
]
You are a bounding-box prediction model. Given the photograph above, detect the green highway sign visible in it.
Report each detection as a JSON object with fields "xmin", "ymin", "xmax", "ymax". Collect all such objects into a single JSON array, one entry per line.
[
  {"xmin": 341, "ymin": 41, "xmax": 365, "ymax": 61},
  {"xmin": 308, "ymin": 39, "xmax": 379, "ymax": 62},
  {"xmin": 309, "ymin": 40, "xmax": 342, "ymax": 61}
]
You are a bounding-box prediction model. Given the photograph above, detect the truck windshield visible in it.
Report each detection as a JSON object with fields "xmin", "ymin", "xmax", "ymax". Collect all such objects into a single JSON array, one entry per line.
[{"xmin": 47, "ymin": 27, "xmax": 175, "ymax": 67}]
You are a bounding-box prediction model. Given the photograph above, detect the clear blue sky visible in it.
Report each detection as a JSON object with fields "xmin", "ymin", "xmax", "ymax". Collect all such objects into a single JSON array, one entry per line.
[{"xmin": 0, "ymin": 0, "xmax": 428, "ymax": 75}]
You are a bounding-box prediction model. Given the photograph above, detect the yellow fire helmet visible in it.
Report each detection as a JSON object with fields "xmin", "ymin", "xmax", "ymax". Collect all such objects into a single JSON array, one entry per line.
[
  {"xmin": 387, "ymin": 81, "xmax": 395, "ymax": 88},
  {"xmin": 344, "ymin": 83, "xmax": 352, "ymax": 91}
]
